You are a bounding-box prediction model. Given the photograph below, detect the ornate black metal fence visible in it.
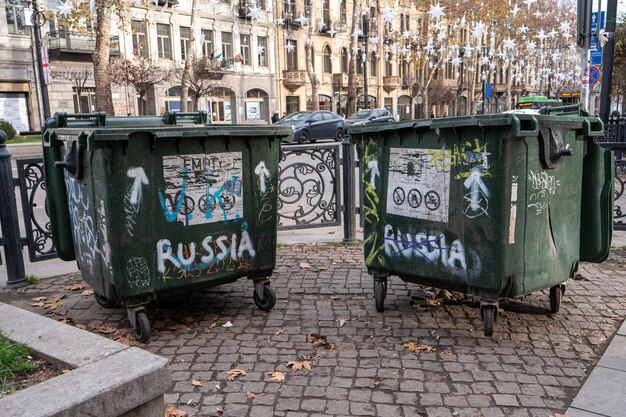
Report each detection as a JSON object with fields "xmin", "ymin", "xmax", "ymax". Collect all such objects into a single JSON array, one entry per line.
[
  {"xmin": 15, "ymin": 158, "xmax": 56, "ymax": 261},
  {"xmin": 597, "ymin": 114, "xmax": 626, "ymax": 230},
  {"xmin": 277, "ymin": 142, "xmax": 342, "ymax": 230}
]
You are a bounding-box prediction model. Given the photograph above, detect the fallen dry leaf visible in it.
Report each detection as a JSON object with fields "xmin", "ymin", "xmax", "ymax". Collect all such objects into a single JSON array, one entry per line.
[
  {"xmin": 306, "ymin": 333, "xmax": 335, "ymax": 351},
  {"xmin": 89, "ymin": 323, "xmax": 116, "ymax": 334},
  {"xmin": 273, "ymin": 329, "xmax": 285, "ymax": 337},
  {"xmin": 270, "ymin": 371, "xmax": 285, "ymax": 381},
  {"xmin": 62, "ymin": 369, "xmax": 71, "ymax": 374},
  {"xmin": 287, "ymin": 360, "xmax": 312, "ymax": 371},
  {"xmin": 74, "ymin": 323, "xmax": 87, "ymax": 330},
  {"xmin": 191, "ymin": 379, "xmax": 203, "ymax": 387},
  {"xmin": 80, "ymin": 290, "xmax": 94, "ymax": 297},
  {"xmin": 226, "ymin": 369, "xmax": 247, "ymax": 380},
  {"xmin": 30, "ymin": 302, "xmax": 45, "ymax": 308},
  {"xmin": 404, "ymin": 342, "xmax": 437, "ymax": 353},
  {"xmin": 32, "ymin": 296, "xmax": 47, "ymax": 302},
  {"xmin": 58, "ymin": 318, "xmax": 74, "ymax": 325},
  {"xmin": 165, "ymin": 404, "xmax": 188, "ymax": 417},
  {"xmin": 65, "ymin": 283, "xmax": 86, "ymax": 291},
  {"xmin": 298, "ymin": 261, "xmax": 312, "ymax": 269},
  {"xmin": 425, "ymin": 298, "xmax": 443, "ymax": 307},
  {"xmin": 246, "ymin": 391, "xmax": 256, "ymax": 398},
  {"xmin": 182, "ymin": 316, "xmax": 195, "ymax": 324},
  {"xmin": 330, "ymin": 295, "xmax": 341, "ymax": 300},
  {"xmin": 440, "ymin": 350, "xmax": 455, "ymax": 357},
  {"xmin": 167, "ymin": 324, "xmax": 188, "ymax": 331}
]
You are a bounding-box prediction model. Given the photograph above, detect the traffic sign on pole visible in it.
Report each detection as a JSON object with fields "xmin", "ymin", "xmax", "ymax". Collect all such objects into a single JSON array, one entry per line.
[
  {"xmin": 590, "ymin": 11, "xmax": 605, "ymax": 65},
  {"xmin": 588, "ymin": 65, "xmax": 601, "ymax": 86}
]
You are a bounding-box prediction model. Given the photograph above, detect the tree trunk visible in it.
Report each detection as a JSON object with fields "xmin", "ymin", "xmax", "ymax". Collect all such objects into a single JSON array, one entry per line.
[
  {"xmin": 345, "ymin": 0, "xmax": 361, "ymax": 117},
  {"xmin": 93, "ymin": 0, "xmax": 114, "ymax": 114},
  {"xmin": 180, "ymin": 0, "xmax": 198, "ymax": 112},
  {"xmin": 138, "ymin": 92, "xmax": 145, "ymax": 115},
  {"xmin": 305, "ymin": 4, "xmax": 319, "ymax": 110}
]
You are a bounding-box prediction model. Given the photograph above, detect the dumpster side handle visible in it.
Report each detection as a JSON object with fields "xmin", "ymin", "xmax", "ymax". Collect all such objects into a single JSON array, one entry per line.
[{"xmin": 511, "ymin": 116, "xmax": 539, "ymax": 137}]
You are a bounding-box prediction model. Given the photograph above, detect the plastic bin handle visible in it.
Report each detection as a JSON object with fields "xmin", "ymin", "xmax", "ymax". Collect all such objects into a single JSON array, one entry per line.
[
  {"xmin": 583, "ymin": 118, "xmax": 604, "ymax": 138},
  {"xmin": 511, "ymin": 116, "xmax": 539, "ymax": 137},
  {"xmin": 54, "ymin": 112, "xmax": 106, "ymax": 127}
]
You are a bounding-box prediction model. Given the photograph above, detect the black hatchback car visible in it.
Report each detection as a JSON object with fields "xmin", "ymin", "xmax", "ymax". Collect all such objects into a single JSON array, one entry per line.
[
  {"xmin": 275, "ymin": 111, "xmax": 345, "ymax": 143},
  {"xmin": 342, "ymin": 108, "xmax": 394, "ymax": 135}
]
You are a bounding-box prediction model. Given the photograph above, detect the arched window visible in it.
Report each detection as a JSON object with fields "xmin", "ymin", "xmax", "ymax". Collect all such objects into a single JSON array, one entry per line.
[
  {"xmin": 370, "ymin": 52, "xmax": 377, "ymax": 77},
  {"xmin": 323, "ymin": 45, "xmax": 332, "ymax": 74},
  {"xmin": 341, "ymin": 48, "xmax": 348, "ymax": 73}
]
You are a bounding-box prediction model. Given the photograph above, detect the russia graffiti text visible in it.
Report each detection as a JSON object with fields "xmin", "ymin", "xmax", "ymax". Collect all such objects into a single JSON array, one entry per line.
[
  {"xmin": 383, "ymin": 224, "xmax": 481, "ymax": 279},
  {"xmin": 527, "ymin": 170, "xmax": 560, "ymax": 215}
]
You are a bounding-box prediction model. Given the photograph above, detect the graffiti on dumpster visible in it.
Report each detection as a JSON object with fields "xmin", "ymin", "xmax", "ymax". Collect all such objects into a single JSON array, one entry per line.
[
  {"xmin": 156, "ymin": 223, "xmax": 256, "ymax": 279},
  {"xmin": 462, "ymin": 166, "xmax": 490, "ymax": 218},
  {"xmin": 254, "ymin": 161, "xmax": 271, "ymax": 194},
  {"xmin": 383, "ymin": 224, "xmax": 482, "ymax": 279},
  {"xmin": 126, "ymin": 257, "xmax": 151, "ymax": 290},
  {"xmin": 527, "ymin": 170, "xmax": 560, "ymax": 215},
  {"xmin": 124, "ymin": 167, "xmax": 149, "ymax": 237},
  {"xmin": 159, "ymin": 152, "xmax": 244, "ymax": 226},
  {"xmin": 412, "ymin": 139, "xmax": 490, "ymax": 180},
  {"xmin": 362, "ymin": 138, "xmax": 385, "ymax": 266},
  {"xmin": 509, "ymin": 176, "xmax": 519, "ymax": 244},
  {"xmin": 386, "ymin": 147, "xmax": 451, "ymax": 222},
  {"xmin": 65, "ymin": 175, "xmax": 111, "ymax": 275}
]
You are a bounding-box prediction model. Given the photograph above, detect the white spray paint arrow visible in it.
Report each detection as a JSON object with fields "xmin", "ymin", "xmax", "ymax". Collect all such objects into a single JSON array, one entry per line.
[
  {"xmin": 254, "ymin": 161, "xmax": 271, "ymax": 193},
  {"xmin": 463, "ymin": 167, "xmax": 489, "ymax": 210},
  {"xmin": 368, "ymin": 160, "xmax": 380, "ymax": 189},
  {"xmin": 127, "ymin": 167, "xmax": 149, "ymax": 206}
]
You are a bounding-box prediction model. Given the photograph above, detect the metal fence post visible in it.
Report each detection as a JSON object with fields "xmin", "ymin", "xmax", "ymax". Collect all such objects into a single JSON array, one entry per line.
[
  {"xmin": 0, "ymin": 131, "xmax": 27, "ymax": 287},
  {"xmin": 342, "ymin": 136, "xmax": 357, "ymax": 243}
]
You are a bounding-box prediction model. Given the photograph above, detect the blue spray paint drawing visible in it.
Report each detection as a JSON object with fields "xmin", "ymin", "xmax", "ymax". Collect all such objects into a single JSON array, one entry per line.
[{"xmin": 160, "ymin": 152, "xmax": 244, "ymax": 225}]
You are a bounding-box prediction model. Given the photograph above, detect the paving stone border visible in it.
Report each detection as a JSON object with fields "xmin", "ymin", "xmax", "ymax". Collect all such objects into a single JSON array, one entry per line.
[{"xmin": 0, "ymin": 303, "xmax": 172, "ymax": 417}]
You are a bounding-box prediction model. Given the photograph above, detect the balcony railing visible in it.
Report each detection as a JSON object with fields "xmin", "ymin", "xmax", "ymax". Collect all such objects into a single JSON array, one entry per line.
[
  {"xmin": 283, "ymin": 69, "xmax": 307, "ymax": 92},
  {"xmin": 382, "ymin": 75, "xmax": 400, "ymax": 92},
  {"xmin": 47, "ymin": 31, "xmax": 120, "ymax": 55}
]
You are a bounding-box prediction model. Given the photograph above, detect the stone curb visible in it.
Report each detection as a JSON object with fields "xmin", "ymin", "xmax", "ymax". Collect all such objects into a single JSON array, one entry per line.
[{"xmin": 0, "ymin": 303, "xmax": 172, "ymax": 417}]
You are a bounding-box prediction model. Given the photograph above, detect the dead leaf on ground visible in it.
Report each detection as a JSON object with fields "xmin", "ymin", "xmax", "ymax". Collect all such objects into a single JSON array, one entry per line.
[
  {"xmin": 30, "ymin": 302, "xmax": 45, "ymax": 307},
  {"xmin": 74, "ymin": 323, "xmax": 87, "ymax": 330},
  {"xmin": 270, "ymin": 371, "xmax": 285, "ymax": 381},
  {"xmin": 32, "ymin": 296, "xmax": 47, "ymax": 302},
  {"xmin": 404, "ymin": 342, "xmax": 437, "ymax": 353},
  {"xmin": 425, "ymin": 298, "xmax": 443, "ymax": 307},
  {"xmin": 572, "ymin": 273, "xmax": 587, "ymax": 281},
  {"xmin": 273, "ymin": 329, "xmax": 285, "ymax": 337},
  {"xmin": 287, "ymin": 360, "xmax": 312, "ymax": 371},
  {"xmin": 298, "ymin": 261, "xmax": 312, "ymax": 269},
  {"xmin": 62, "ymin": 369, "xmax": 71, "ymax": 374},
  {"xmin": 65, "ymin": 283, "xmax": 86, "ymax": 291},
  {"xmin": 497, "ymin": 307, "xmax": 507, "ymax": 317},
  {"xmin": 246, "ymin": 391, "xmax": 256, "ymax": 398},
  {"xmin": 182, "ymin": 316, "xmax": 195, "ymax": 324},
  {"xmin": 226, "ymin": 369, "xmax": 247, "ymax": 380},
  {"xmin": 306, "ymin": 333, "xmax": 335, "ymax": 350},
  {"xmin": 164, "ymin": 404, "xmax": 188, "ymax": 417},
  {"xmin": 80, "ymin": 290, "xmax": 94, "ymax": 297},
  {"xmin": 191, "ymin": 379, "xmax": 203, "ymax": 387},
  {"xmin": 204, "ymin": 322, "xmax": 219, "ymax": 333},
  {"xmin": 58, "ymin": 318, "xmax": 74, "ymax": 325},
  {"xmin": 167, "ymin": 324, "xmax": 188, "ymax": 331},
  {"xmin": 440, "ymin": 350, "xmax": 455, "ymax": 357},
  {"xmin": 330, "ymin": 295, "xmax": 341, "ymax": 300},
  {"xmin": 89, "ymin": 323, "xmax": 116, "ymax": 334}
]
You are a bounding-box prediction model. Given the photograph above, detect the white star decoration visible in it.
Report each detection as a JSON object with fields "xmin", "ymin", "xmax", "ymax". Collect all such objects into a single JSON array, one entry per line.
[
  {"xmin": 285, "ymin": 43, "xmax": 295, "ymax": 53},
  {"xmin": 247, "ymin": 6, "xmax": 262, "ymax": 21},
  {"xmin": 428, "ymin": 3, "xmax": 445, "ymax": 20},
  {"xmin": 57, "ymin": 0, "xmax": 73, "ymax": 16},
  {"xmin": 294, "ymin": 12, "xmax": 307, "ymax": 26},
  {"xmin": 381, "ymin": 7, "xmax": 395, "ymax": 23}
]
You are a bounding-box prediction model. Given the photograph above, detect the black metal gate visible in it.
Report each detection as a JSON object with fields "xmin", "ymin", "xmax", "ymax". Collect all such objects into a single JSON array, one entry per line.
[{"xmin": 597, "ymin": 114, "xmax": 626, "ymax": 230}]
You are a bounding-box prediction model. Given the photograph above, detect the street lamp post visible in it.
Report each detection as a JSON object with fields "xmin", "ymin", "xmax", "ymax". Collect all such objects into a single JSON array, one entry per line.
[
  {"xmin": 32, "ymin": 0, "xmax": 51, "ymax": 121},
  {"xmin": 481, "ymin": 46, "xmax": 487, "ymax": 114},
  {"xmin": 362, "ymin": 13, "xmax": 369, "ymax": 110}
]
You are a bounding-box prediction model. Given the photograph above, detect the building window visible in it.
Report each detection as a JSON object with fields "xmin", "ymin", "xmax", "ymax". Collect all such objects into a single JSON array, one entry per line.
[
  {"xmin": 286, "ymin": 40, "xmax": 297, "ymax": 70},
  {"xmin": 221, "ymin": 32, "xmax": 233, "ymax": 60},
  {"xmin": 323, "ymin": 46, "xmax": 332, "ymax": 74},
  {"xmin": 132, "ymin": 20, "xmax": 148, "ymax": 57},
  {"xmin": 209, "ymin": 87, "xmax": 234, "ymax": 122},
  {"xmin": 341, "ymin": 48, "xmax": 348, "ymax": 73},
  {"xmin": 286, "ymin": 96, "xmax": 299, "ymax": 114},
  {"xmin": 73, "ymin": 87, "xmax": 96, "ymax": 113},
  {"xmin": 370, "ymin": 52, "xmax": 377, "ymax": 77},
  {"xmin": 157, "ymin": 24, "xmax": 172, "ymax": 59},
  {"xmin": 257, "ymin": 36, "xmax": 267, "ymax": 66},
  {"xmin": 240, "ymin": 34, "xmax": 251, "ymax": 65},
  {"xmin": 5, "ymin": 0, "xmax": 25, "ymax": 34},
  {"xmin": 385, "ymin": 60, "xmax": 392, "ymax": 76},
  {"xmin": 180, "ymin": 26, "xmax": 191, "ymax": 60},
  {"xmin": 384, "ymin": 97, "xmax": 393, "ymax": 113},
  {"xmin": 304, "ymin": 0, "xmax": 311, "ymax": 17},
  {"xmin": 245, "ymin": 89, "xmax": 268, "ymax": 121},
  {"xmin": 202, "ymin": 29, "xmax": 214, "ymax": 58},
  {"xmin": 322, "ymin": 0, "xmax": 330, "ymax": 24},
  {"xmin": 340, "ymin": 0, "xmax": 347, "ymax": 24},
  {"xmin": 400, "ymin": 13, "xmax": 410, "ymax": 32},
  {"xmin": 283, "ymin": 0, "xmax": 296, "ymax": 19}
]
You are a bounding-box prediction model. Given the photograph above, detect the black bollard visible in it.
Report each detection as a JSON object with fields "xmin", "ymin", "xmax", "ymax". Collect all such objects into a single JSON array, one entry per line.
[
  {"xmin": 342, "ymin": 135, "xmax": 357, "ymax": 244},
  {"xmin": 0, "ymin": 131, "xmax": 27, "ymax": 287}
]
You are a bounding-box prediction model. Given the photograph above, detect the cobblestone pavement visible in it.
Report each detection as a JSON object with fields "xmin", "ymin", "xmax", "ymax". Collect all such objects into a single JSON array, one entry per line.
[{"xmin": 3, "ymin": 243, "xmax": 626, "ymax": 417}]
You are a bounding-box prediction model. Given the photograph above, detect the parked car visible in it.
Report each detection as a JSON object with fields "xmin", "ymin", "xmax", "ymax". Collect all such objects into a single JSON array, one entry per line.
[
  {"xmin": 275, "ymin": 111, "xmax": 345, "ymax": 143},
  {"xmin": 342, "ymin": 109, "xmax": 394, "ymax": 135}
]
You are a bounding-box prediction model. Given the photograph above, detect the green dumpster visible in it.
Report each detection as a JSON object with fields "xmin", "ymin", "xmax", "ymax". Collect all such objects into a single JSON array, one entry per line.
[
  {"xmin": 349, "ymin": 108, "xmax": 613, "ymax": 336},
  {"xmin": 43, "ymin": 112, "xmax": 291, "ymax": 341}
]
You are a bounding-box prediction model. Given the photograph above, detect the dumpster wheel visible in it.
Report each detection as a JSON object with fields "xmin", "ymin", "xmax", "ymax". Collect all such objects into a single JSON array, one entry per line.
[
  {"xmin": 94, "ymin": 291, "xmax": 117, "ymax": 309},
  {"xmin": 253, "ymin": 283, "xmax": 276, "ymax": 311},
  {"xmin": 481, "ymin": 305, "xmax": 496, "ymax": 337},
  {"xmin": 549, "ymin": 285, "xmax": 564, "ymax": 314},
  {"xmin": 374, "ymin": 279, "xmax": 387, "ymax": 312},
  {"xmin": 132, "ymin": 311, "xmax": 150, "ymax": 343}
]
